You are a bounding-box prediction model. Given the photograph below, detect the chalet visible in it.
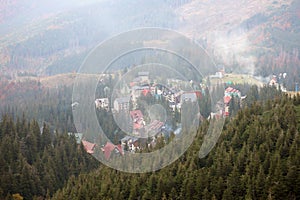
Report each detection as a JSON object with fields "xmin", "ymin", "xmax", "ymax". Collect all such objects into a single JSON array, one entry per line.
[
  {"xmin": 210, "ymin": 71, "xmax": 224, "ymax": 79},
  {"xmin": 269, "ymin": 76, "xmax": 277, "ymax": 86},
  {"xmin": 130, "ymin": 110, "xmax": 144, "ymax": 126},
  {"xmin": 224, "ymin": 106, "xmax": 230, "ymax": 117},
  {"xmin": 208, "ymin": 112, "xmax": 222, "ymax": 120},
  {"xmin": 223, "ymin": 87, "xmax": 241, "ymax": 117},
  {"xmin": 82, "ymin": 140, "xmax": 96, "ymax": 154},
  {"xmin": 113, "ymin": 96, "xmax": 131, "ymax": 112},
  {"xmin": 130, "ymin": 110, "xmax": 145, "ymax": 135},
  {"xmin": 224, "ymin": 95, "xmax": 232, "ymax": 104},
  {"xmin": 224, "ymin": 87, "xmax": 241, "ymax": 98},
  {"xmin": 131, "ymin": 85, "xmax": 150, "ymax": 101},
  {"xmin": 121, "ymin": 136, "xmax": 139, "ymax": 152},
  {"xmin": 142, "ymin": 88, "xmax": 151, "ymax": 96},
  {"xmin": 145, "ymin": 120, "xmax": 164, "ymax": 137},
  {"xmin": 95, "ymin": 98, "xmax": 109, "ymax": 110},
  {"xmin": 130, "ymin": 110, "xmax": 143, "ymax": 122},
  {"xmin": 138, "ymin": 71, "xmax": 149, "ymax": 82},
  {"xmin": 269, "ymin": 75, "xmax": 287, "ymax": 92},
  {"xmin": 101, "ymin": 142, "xmax": 123, "ymax": 160},
  {"xmin": 130, "ymin": 72, "xmax": 150, "ymax": 86}
]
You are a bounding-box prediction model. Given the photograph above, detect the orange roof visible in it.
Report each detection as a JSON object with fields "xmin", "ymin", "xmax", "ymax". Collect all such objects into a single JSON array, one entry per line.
[
  {"xmin": 101, "ymin": 142, "xmax": 124, "ymax": 160},
  {"xmin": 224, "ymin": 96, "xmax": 232, "ymax": 104},
  {"xmin": 82, "ymin": 140, "xmax": 96, "ymax": 154}
]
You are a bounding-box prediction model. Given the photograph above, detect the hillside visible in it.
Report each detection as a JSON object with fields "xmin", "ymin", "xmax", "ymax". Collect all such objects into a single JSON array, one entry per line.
[{"xmin": 51, "ymin": 94, "xmax": 300, "ymax": 200}]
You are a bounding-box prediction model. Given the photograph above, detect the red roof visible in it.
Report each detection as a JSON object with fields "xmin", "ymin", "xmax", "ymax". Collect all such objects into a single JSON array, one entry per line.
[
  {"xmin": 224, "ymin": 96, "xmax": 232, "ymax": 104},
  {"xmin": 130, "ymin": 110, "xmax": 144, "ymax": 129},
  {"xmin": 101, "ymin": 142, "xmax": 124, "ymax": 160},
  {"xmin": 82, "ymin": 140, "xmax": 96, "ymax": 154},
  {"xmin": 142, "ymin": 89, "xmax": 151, "ymax": 96},
  {"xmin": 195, "ymin": 91, "xmax": 202, "ymax": 99},
  {"xmin": 225, "ymin": 87, "xmax": 239, "ymax": 93},
  {"xmin": 133, "ymin": 123, "xmax": 143, "ymax": 130},
  {"xmin": 148, "ymin": 120, "xmax": 164, "ymax": 130},
  {"xmin": 130, "ymin": 110, "xmax": 143, "ymax": 121}
]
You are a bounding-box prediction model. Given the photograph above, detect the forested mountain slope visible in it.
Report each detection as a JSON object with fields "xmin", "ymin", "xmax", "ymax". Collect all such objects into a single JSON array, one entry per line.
[
  {"xmin": 0, "ymin": 116, "xmax": 99, "ymax": 199},
  {"xmin": 51, "ymin": 95, "xmax": 300, "ymax": 200}
]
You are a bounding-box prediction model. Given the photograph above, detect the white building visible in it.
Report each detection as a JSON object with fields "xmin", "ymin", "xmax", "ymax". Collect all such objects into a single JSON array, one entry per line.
[
  {"xmin": 113, "ymin": 96, "xmax": 131, "ymax": 112},
  {"xmin": 95, "ymin": 98, "xmax": 109, "ymax": 110}
]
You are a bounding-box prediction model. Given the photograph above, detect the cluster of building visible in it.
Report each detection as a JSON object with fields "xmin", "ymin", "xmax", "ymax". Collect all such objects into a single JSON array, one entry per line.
[
  {"xmin": 95, "ymin": 71, "xmax": 203, "ymax": 114},
  {"xmin": 209, "ymin": 86, "xmax": 244, "ymax": 119},
  {"xmin": 119, "ymin": 108, "xmax": 165, "ymax": 153},
  {"xmin": 269, "ymin": 73, "xmax": 287, "ymax": 92},
  {"xmin": 78, "ymin": 70, "xmax": 248, "ymax": 157},
  {"xmin": 93, "ymin": 71, "xmax": 204, "ymax": 158},
  {"xmin": 223, "ymin": 87, "xmax": 242, "ymax": 117},
  {"xmin": 73, "ymin": 68, "xmax": 293, "ymax": 158}
]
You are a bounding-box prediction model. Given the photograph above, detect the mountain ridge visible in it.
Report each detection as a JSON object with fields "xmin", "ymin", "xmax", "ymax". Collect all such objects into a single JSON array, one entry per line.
[{"xmin": 0, "ymin": 0, "xmax": 299, "ymax": 89}]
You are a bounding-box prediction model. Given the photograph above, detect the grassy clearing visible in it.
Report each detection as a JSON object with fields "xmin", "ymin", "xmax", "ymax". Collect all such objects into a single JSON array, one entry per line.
[
  {"xmin": 287, "ymin": 91, "xmax": 300, "ymax": 97},
  {"xmin": 210, "ymin": 73, "xmax": 264, "ymax": 87}
]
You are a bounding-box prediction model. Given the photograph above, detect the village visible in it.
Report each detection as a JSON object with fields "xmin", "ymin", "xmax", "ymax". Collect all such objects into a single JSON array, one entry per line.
[{"xmin": 71, "ymin": 67, "xmax": 290, "ymax": 159}]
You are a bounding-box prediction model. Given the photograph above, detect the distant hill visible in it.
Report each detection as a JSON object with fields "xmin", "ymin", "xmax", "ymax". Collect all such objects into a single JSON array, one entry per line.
[{"xmin": 0, "ymin": 0, "xmax": 299, "ymax": 89}]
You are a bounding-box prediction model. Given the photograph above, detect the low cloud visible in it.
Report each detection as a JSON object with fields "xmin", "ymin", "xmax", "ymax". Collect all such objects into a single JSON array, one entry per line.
[{"xmin": 209, "ymin": 29, "xmax": 256, "ymax": 75}]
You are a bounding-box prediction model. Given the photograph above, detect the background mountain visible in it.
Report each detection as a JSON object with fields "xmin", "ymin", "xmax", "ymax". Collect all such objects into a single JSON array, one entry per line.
[{"xmin": 0, "ymin": 0, "xmax": 299, "ymax": 89}]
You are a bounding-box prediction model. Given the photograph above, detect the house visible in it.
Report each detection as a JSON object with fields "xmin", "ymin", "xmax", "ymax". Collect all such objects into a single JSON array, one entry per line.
[
  {"xmin": 130, "ymin": 72, "xmax": 150, "ymax": 86},
  {"xmin": 138, "ymin": 71, "xmax": 149, "ymax": 82},
  {"xmin": 121, "ymin": 136, "xmax": 139, "ymax": 152},
  {"xmin": 82, "ymin": 140, "xmax": 96, "ymax": 154},
  {"xmin": 210, "ymin": 71, "xmax": 224, "ymax": 79},
  {"xmin": 224, "ymin": 87, "xmax": 241, "ymax": 98},
  {"xmin": 145, "ymin": 120, "xmax": 164, "ymax": 137},
  {"xmin": 95, "ymin": 98, "xmax": 109, "ymax": 110},
  {"xmin": 223, "ymin": 87, "xmax": 241, "ymax": 117},
  {"xmin": 130, "ymin": 110, "xmax": 144, "ymax": 128},
  {"xmin": 142, "ymin": 88, "xmax": 151, "ymax": 96},
  {"xmin": 130, "ymin": 110, "xmax": 143, "ymax": 123},
  {"xmin": 224, "ymin": 106, "xmax": 230, "ymax": 117},
  {"xmin": 269, "ymin": 76, "xmax": 277, "ymax": 86},
  {"xmin": 224, "ymin": 95, "xmax": 232, "ymax": 104},
  {"xmin": 131, "ymin": 85, "xmax": 150, "ymax": 101},
  {"xmin": 208, "ymin": 112, "xmax": 222, "ymax": 120},
  {"xmin": 67, "ymin": 132, "xmax": 83, "ymax": 144},
  {"xmin": 180, "ymin": 92, "xmax": 198, "ymax": 103},
  {"xmin": 101, "ymin": 142, "xmax": 123, "ymax": 160},
  {"xmin": 269, "ymin": 75, "xmax": 287, "ymax": 92},
  {"xmin": 113, "ymin": 96, "xmax": 131, "ymax": 112}
]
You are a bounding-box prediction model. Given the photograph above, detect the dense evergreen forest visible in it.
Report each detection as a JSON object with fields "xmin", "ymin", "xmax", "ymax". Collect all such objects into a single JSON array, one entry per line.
[
  {"xmin": 52, "ymin": 94, "xmax": 300, "ymax": 200},
  {"xmin": 0, "ymin": 116, "xmax": 99, "ymax": 199}
]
